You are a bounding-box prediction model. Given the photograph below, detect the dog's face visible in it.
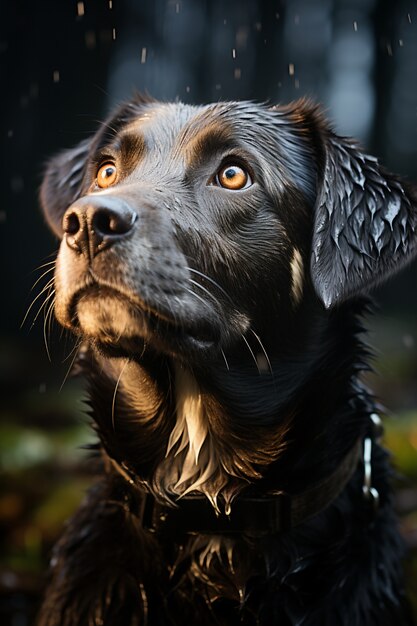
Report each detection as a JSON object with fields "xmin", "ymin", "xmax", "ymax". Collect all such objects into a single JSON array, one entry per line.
[{"xmin": 41, "ymin": 97, "xmax": 417, "ymax": 362}]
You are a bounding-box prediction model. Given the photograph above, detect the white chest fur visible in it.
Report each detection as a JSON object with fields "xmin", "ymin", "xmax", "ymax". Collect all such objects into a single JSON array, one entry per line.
[{"xmin": 152, "ymin": 365, "xmax": 226, "ymax": 511}]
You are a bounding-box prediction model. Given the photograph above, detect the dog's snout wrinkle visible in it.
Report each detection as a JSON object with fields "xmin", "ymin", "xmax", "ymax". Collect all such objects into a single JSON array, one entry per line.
[{"xmin": 63, "ymin": 196, "xmax": 137, "ymax": 259}]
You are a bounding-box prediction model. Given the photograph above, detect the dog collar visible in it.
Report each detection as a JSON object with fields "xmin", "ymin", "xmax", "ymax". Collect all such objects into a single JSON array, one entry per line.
[{"xmin": 110, "ymin": 415, "xmax": 382, "ymax": 537}]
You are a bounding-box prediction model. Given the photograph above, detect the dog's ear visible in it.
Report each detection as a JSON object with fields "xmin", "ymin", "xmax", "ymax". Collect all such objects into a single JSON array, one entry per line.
[
  {"xmin": 40, "ymin": 138, "xmax": 91, "ymax": 237},
  {"xmin": 311, "ymin": 134, "xmax": 417, "ymax": 308}
]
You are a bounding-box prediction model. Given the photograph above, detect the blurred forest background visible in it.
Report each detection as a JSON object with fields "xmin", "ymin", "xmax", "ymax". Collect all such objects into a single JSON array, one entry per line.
[{"xmin": 1, "ymin": 0, "xmax": 417, "ymax": 623}]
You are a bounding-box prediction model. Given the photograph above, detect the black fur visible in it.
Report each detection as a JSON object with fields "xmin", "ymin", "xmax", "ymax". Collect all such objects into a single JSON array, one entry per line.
[{"xmin": 37, "ymin": 97, "xmax": 417, "ymax": 625}]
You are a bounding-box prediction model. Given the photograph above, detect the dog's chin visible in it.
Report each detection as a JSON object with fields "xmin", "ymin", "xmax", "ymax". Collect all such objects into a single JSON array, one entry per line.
[{"xmin": 72, "ymin": 289, "xmax": 219, "ymax": 358}]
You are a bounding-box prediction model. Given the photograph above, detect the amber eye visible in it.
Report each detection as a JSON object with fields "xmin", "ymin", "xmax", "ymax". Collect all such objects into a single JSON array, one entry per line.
[
  {"xmin": 216, "ymin": 164, "xmax": 252, "ymax": 190},
  {"xmin": 96, "ymin": 163, "xmax": 117, "ymax": 189}
]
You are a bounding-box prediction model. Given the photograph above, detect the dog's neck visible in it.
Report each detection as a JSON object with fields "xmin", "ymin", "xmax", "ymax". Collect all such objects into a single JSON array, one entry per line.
[{"xmin": 88, "ymin": 303, "xmax": 370, "ymax": 510}]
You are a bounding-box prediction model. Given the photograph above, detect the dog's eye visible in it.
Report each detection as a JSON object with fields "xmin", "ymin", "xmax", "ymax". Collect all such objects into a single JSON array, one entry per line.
[
  {"xmin": 96, "ymin": 163, "xmax": 118, "ymax": 189},
  {"xmin": 216, "ymin": 164, "xmax": 252, "ymax": 190}
]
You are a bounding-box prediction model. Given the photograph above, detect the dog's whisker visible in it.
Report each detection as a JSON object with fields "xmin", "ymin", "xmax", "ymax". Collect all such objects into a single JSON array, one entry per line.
[
  {"xmin": 43, "ymin": 295, "xmax": 56, "ymax": 362},
  {"xmin": 30, "ymin": 266, "xmax": 56, "ymax": 292},
  {"xmin": 31, "ymin": 252, "xmax": 57, "ymax": 273},
  {"xmin": 184, "ymin": 286, "xmax": 213, "ymax": 313},
  {"xmin": 21, "ymin": 279, "xmax": 55, "ymax": 328},
  {"xmin": 240, "ymin": 334, "xmax": 262, "ymax": 374},
  {"xmin": 62, "ymin": 337, "xmax": 83, "ymax": 364},
  {"xmin": 220, "ymin": 349, "xmax": 230, "ymax": 371},
  {"xmin": 249, "ymin": 329, "xmax": 273, "ymax": 375},
  {"xmin": 29, "ymin": 287, "xmax": 56, "ymax": 331},
  {"xmin": 188, "ymin": 278, "xmax": 222, "ymax": 309},
  {"xmin": 32, "ymin": 258, "xmax": 56, "ymax": 272},
  {"xmin": 59, "ymin": 340, "xmax": 82, "ymax": 393},
  {"xmin": 186, "ymin": 266, "xmax": 233, "ymax": 304},
  {"xmin": 111, "ymin": 358, "xmax": 130, "ymax": 432}
]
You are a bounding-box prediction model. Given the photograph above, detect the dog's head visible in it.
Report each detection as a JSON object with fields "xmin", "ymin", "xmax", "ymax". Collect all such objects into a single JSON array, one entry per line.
[{"xmin": 40, "ymin": 96, "xmax": 417, "ymax": 360}]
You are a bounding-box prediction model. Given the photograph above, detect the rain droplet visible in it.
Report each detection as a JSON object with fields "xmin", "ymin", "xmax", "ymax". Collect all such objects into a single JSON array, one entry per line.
[
  {"xmin": 109, "ymin": 0, "xmax": 112, "ymax": 8},
  {"xmin": 141, "ymin": 47, "xmax": 147, "ymax": 64},
  {"xmin": 77, "ymin": 1, "xmax": 85, "ymax": 17},
  {"xmin": 289, "ymin": 63, "xmax": 295, "ymax": 76},
  {"xmin": 112, "ymin": 28, "xmax": 116, "ymax": 40},
  {"xmin": 353, "ymin": 20, "xmax": 358, "ymax": 31},
  {"xmin": 234, "ymin": 68, "xmax": 241, "ymax": 80},
  {"xmin": 232, "ymin": 48, "xmax": 236, "ymax": 59},
  {"xmin": 53, "ymin": 69, "xmax": 60, "ymax": 83}
]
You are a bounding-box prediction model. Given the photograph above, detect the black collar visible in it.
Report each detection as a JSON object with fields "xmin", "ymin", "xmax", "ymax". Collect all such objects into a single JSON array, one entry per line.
[{"xmin": 110, "ymin": 434, "xmax": 373, "ymax": 537}]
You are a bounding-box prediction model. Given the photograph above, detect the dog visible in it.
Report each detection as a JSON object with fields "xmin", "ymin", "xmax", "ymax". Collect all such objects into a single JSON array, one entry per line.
[{"xmin": 36, "ymin": 95, "xmax": 417, "ymax": 625}]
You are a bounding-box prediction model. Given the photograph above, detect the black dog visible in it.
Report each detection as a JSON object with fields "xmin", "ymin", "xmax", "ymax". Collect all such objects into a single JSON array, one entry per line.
[{"xmin": 37, "ymin": 96, "xmax": 417, "ymax": 625}]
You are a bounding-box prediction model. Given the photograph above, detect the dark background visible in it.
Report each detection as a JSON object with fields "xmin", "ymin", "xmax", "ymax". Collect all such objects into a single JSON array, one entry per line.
[{"xmin": 1, "ymin": 0, "xmax": 417, "ymax": 623}]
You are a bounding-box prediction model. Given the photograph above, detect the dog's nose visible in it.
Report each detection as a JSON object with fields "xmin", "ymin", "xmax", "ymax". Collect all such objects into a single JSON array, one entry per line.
[{"xmin": 63, "ymin": 196, "xmax": 137, "ymax": 258}]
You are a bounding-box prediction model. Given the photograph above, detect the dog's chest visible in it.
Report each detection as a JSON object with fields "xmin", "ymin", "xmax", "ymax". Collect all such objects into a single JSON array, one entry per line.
[{"xmin": 151, "ymin": 366, "xmax": 227, "ymax": 508}]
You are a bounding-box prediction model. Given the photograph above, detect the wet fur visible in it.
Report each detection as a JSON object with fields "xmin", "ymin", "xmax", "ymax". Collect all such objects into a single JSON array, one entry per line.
[{"xmin": 37, "ymin": 96, "xmax": 417, "ymax": 625}]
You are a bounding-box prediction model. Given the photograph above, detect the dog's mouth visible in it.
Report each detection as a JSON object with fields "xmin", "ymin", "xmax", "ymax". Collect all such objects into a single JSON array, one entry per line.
[{"xmin": 70, "ymin": 284, "xmax": 218, "ymax": 356}]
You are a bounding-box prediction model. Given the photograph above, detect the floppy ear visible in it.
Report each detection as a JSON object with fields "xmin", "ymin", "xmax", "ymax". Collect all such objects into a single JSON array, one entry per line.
[
  {"xmin": 311, "ymin": 135, "xmax": 417, "ymax": 308},
  {"xmin": 40, "ymin": 138, "xmax": 91, "ymax": 237}
]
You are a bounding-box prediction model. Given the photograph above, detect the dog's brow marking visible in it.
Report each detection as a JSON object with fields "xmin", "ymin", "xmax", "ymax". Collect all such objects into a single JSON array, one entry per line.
[{"xmin": 290, "ymin": 248, "xmax": 304, "ymax": 305}]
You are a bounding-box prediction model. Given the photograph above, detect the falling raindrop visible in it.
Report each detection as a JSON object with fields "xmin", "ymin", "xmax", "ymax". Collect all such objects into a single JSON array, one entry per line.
[
  {"xmin": 53, "ymin": 70, "xmax": 60, "ymax": 83},
  {"xmin": 141, "ymin": 47, "xmax": 147, "ymax": 64},
  {"xmin": 77, "ymin": 2, "xmax": 85, "ymax": 17}
]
